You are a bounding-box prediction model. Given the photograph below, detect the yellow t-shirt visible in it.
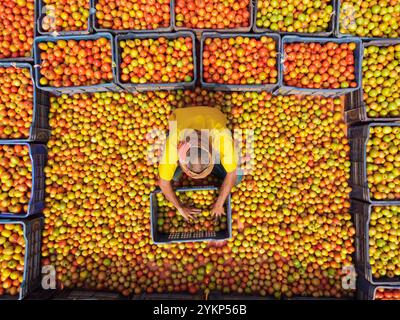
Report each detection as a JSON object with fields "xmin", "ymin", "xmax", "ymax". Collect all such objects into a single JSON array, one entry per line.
[{"xmin": 159, "ymin": 106, "xmax": 238, "ymax": 181}]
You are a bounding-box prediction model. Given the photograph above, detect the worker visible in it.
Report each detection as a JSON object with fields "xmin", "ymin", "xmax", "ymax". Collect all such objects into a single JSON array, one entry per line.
[{"xmin": 158, "ymin": 106, "xmax": 242, "ymax": 222}]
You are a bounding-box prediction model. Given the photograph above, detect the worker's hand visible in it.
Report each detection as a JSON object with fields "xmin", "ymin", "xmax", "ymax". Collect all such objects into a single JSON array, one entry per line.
[
  {"xmin": 211, "ymin": 204, "xmax": 225, "ymax": 219},
  {"xmin": 177, "ymin": 205, "xmax": 201, "ymax": 222}
]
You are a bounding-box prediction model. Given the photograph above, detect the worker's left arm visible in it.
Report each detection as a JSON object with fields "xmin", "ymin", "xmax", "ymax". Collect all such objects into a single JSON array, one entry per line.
[
  {"xmin": 211, "ymin": 129, "xmax": 238, "ymax": 217},
  {"xmin": 211, "ymin": 170, "xmax": 237, "ymax": 217}
]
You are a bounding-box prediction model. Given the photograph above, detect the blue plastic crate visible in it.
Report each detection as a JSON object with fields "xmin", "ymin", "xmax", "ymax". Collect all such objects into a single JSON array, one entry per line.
[
  {"xmin": 115, "ymin": 31, "xmax": 197, "ymax": 92},
  {"xmin": 335, "ymin": 0, "xmax": 400, "ymax": 40},
  {"xmin": 150, "ymin": 186, "xmax": 232, "ymax": 244},
  {"xmin": 92, "ymin": 0, "xmax": 174, "ymax": 33},
  {"xmin": 351, "ymin": 200, "xmax": 400, "ymax": 286},
  {"xmin": 174, "ymin": 0, "xmax": 253, "ymax": 34},
  {"xmin": 276, "ymin": 36, "xmax": 362, "ymax": 97},
  {"xmin": 199, "ymin": 32, "xmax": 280, "ymax": 92},
  {"xmin": 253, "ymin": 0, "xmax": 336, "ymax": 36},
  {"xmin": 34, "ymin": 32, "xmax": 122, "ymax": 95},
  {"xmin": 345, "ymin": 39, "xmax": 400, "ymax": 124},
  {"xmin": 349, "ymin": 123, "xmax": 400, "ymax": 203},
  {"xmin": 0, "ymin": 142, "xmax": 47, "ymax": 218},
  {"xmin": 0, "ymin": 217, "xmax": 44, "ymax": 300},
  {"xmin": 36, "ymin": 0, "xmax": 93, "ymax": 35},
  {"xmin": 0, "ymin": 62, "xmax": 50, "ymax": 143}
]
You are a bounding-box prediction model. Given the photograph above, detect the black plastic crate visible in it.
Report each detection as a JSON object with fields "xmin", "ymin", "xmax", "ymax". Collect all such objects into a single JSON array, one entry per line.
[
  {"xmin": 276, "ymin": 36, "xmax": 362, "ymax": 97},
  {"xmin": 357, "ymin": 276, "xmax": 400, "ymax": 300},
  {"xmin": 199, "ymin": 32, "xmax": 280, "ymax": 92},
  {"xmin": 351, "ymin": 200, "xmax": 400, "ymax": 286},
  {"xmin": 174, "ymin": 0, "xmax": 254, "ymax": 35},
  {"xmin": 92, "ymin": 0, "xmax": 174, "ymax": 33},
  {"xmin": 254, "ymin": 0, "xmax": 336, "ymax": 37},
  {"xmin": 34, "ymin": 32, "xmax": 122, "ymax": 95},
  {"xmin": 0, "ymin": 142, "xmax": 47, "ymax": 218},
  {"xmin": 150, "ymin": 186, "xmax": 232, "ymax": 244},
  {"xmin": 115, "ymin": 31, "xmax": 197, "ymax": 92},
  {"xmin": 0, "ymin": 216, "xmax": 44, "ymax": 300},
  {"xmin": 36, "ymin": 0, "xmax": 93, "ymax": 36},
  {"xmin": 349, "ymin": 123, "xmax": 400, "ymax": 203},
  {"xmin": 345, "ymin": 39, "xmax": 400, "ymax": 124},
  {"xmin": 0, "ymin": 62, "xmax": 50, "ymax": 143}
]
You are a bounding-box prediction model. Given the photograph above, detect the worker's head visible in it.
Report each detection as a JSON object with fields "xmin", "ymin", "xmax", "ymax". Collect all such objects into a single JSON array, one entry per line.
[{"xmin": 178, "ymin": 131, "xmax": 214, "ymax": 179}]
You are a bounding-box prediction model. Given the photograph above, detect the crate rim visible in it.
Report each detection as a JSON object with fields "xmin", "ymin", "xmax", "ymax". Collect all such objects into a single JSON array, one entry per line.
[
  {"xmin": 0, "ymin": 142, "xmax": 47, "ymax": 218},
  {"xmin": 92, "ymin": 0, "xmax": 175, "ymax": 33},
  {"xmin": 114, "ymin": 31, "xmax": 197, "ymax": 91},
  {"xmin": 33, "ymin": 32, "xmax": 118, "ymax": 92},
  {"xmin": 199, "ymin": 31, "xmax": 280, "ymax": 92},
  {"xmin": 279, "ymin": 35, "xmax": 363, "ymax": 94}
]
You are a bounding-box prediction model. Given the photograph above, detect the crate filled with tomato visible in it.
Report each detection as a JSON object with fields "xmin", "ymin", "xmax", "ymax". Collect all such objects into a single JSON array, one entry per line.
[
  {"xmin": 0, "ymin": 0, "xmax": 35, "ymax": 61},
  {"xmin": 116, "ymin": 32, "xmax": 196, "ymax": 91},
  {"xmin": 93, "ymin": 0, "xmax": 173, "ymax": 32},
  {"xmin": 0, "ymin": 218, "xmax": 43, "ymax": 300},
  {"xmin": 151, "ymin": 187, "xmax": 231, "ymax": 243},
  {"xmin": 34, "ymin": 33, "xmax": 120, "ymax": 94},
  {"xmin": 278, "ymin": 36, "xmax": 362, "ymax": 97},
  {"xmin": 200, "ymin": 33, "xmax": 279, "ymax": 91}
]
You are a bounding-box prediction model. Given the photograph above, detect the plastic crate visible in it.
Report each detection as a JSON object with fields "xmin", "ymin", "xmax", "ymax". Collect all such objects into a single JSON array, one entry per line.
[
  {"xmin": 276, "ymin": 36, "xmax": 362, "ymax": 97},
  {"xmin": 92, "ymin": 0, "xmax": 174, "ymax": 33},
  {"xmin": 34, "ymin": 33, "xmax": 122, "ymax": 95},
  {"xmin": 253, "ymin": 0, "xmax": 336, "ymax": 37},
  {"xmin": 36, "ymin": 0, "xmax": 93, "ymax": 35},
  {"xmin": 174, "ymin": 0, "xmax": 254, "ymax": 35},
  {"xmin": 115, "ymin": 31, "xmax": 197, "ymax": 92},
  {"xmin": 150, "ymin": 186, "xmax": 232, "ymax": 244},
  {"xmin": 335, "ymin": 0, "xmax": 400, "ymax": 40},
  {"xmin": 357, "ymin": 276, "xmax": 400, "ymax": 300},
  {"xmin": 199, "ymin": 32, "xmax": 280, "ymax": 92},
  {"xmin": 345, "ymin": 39, "xmax": 400, "ymax": 124},
  {"xmin": 0, "ymin": 217, "xmax": 44, "ymax": 300},
  {"xmin": 350, "ymin": 200, "xmax": 400, "ymax": 286},
  {"xmin": 0, "ymin": 142, "xmax": 47, "ymax": 218},
  {"xmin": 349, "ymin": 123, "xmax": 400, "ymax": 203},
  {"xmin": 0, "ymin": 62, "xmax": 50, "ymax": 143}
]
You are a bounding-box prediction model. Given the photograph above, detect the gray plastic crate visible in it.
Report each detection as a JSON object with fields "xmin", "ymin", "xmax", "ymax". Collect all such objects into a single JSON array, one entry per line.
[
  {"xmin": 350, "ymin": 200, "xmax": 400, "ymax": 286},
  {"xmin": 174, "ymin": 0, "xmax": 253, "ymax": 35},
  {"xmin": 36, "ymin": 0, "xmax": 93, "ymax": 35},
  {"xmin": 345, "ymin": 39, "xmax": 400, "ymax": 124},
  {"xmin": 115, "ymin": 31, "xmax": 197, "ymax": 92},
  {"xmin": 199, "ymin": 32, "xmax": 280, "ymax": 92},
  {"xmin": 0, "ymin": 62, "xmax": 50, "ymax": 143},
  {"xmin": 92, "ymin": 0, "xmax": 174, "ymax": 33},
  {"xmin": 276, "ymin": 36, "xmax": 362, "ymax": 97},
  {"xmin": 0, "ymin": 142, "xmax": 47, "ymax": 218},
  {"xmin": 357, "ymin": 276, "xmax": 400, "ymax": 300},
  {"xmin": 150, "ymin": 186, "xmax": 232, "ymax": 244},
  {"xmin": 34, "ymin": 32, "xmax": 122, "ymax": 95},
  {"xmin": 335, "ymin": 0, "xmax": 400, "ymax": 40},
  {"xmin": 0, "ymin": 217, "xmax": 44, "ymax": 300},
  {"xmin": 274, "ymin": 36, "xmax": 362, "ymax": 97},
  {"xmin": 349, "ymin": 123, "xmax": 400, "ymax": 203},
  {"xmin": 253, "ymin": 0, "xmax": 336, "ymax": 37}
]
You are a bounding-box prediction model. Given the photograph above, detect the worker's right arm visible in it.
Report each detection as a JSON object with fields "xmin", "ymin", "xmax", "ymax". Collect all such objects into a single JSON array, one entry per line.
[{"xmin": 158, "ymin": 135, "xmax": 200, "ymax": 221}]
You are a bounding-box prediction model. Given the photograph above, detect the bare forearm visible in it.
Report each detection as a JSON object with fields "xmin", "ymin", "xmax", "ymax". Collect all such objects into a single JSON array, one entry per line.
[
  {"xmin": 215, "ymin": 170, "xmax": 236, "ymax": 208},
  {"xmin": 158, "ymin": 179, "xmax": 182, "ymax": 210}
]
